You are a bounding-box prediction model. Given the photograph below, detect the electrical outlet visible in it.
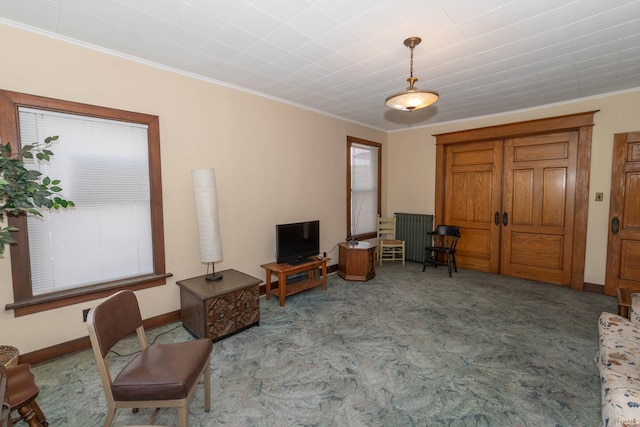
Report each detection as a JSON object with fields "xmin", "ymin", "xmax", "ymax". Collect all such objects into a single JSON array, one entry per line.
[
  {"xmin": 595, "ymin": 192, "xmax": 604, "ymax": 202},
  {"xmin": 82, "ymin": 308, "xmax": 90, "ymax": 322}
]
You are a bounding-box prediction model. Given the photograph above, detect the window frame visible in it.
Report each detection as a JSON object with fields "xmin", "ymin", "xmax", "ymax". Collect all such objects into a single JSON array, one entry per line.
[
  {"xmin": 346, "ymin": 136, "xmax": 381, "ymax": 241},
  {"xmin": 0, "ymin": 89, "xmax": 169, "ymax": 317}
]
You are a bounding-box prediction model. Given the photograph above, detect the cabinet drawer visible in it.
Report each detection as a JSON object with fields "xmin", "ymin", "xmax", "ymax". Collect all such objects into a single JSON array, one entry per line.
[
  {"xmin": 236, "ymin": 285, "xmax": 260, "ymax": 328},
  {"xmin": 206, "ymin": 293, "xmax": 235, "ymax": 339}
]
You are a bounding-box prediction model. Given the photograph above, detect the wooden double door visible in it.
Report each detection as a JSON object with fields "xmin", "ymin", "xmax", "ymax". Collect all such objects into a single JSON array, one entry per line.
[
  {"xmin": 605, "ymin": 132, "xmax": 640, "ymax": 296},
  {"xmin": 434, "ymin": 112, "xmax": 596, "ymax": 288}
]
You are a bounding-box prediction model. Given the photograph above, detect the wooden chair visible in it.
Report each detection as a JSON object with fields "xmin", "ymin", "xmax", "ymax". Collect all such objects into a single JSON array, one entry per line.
[
  {"xmin": 87, "ymin": 290, "xmax": 212, "ymax": 427},
  {"xmin": 377, "ymin": 215, "xmax": 405, "ymax": 266},
  {"xmin": 423, "ymin": 225, "xmax": 460, "ymax": 277},
  {"xmin": 2, "ymin": 363, "xmax": 48, "ymax": 427},
  {"xmin": 617, "ymin": 287, "xmax": 636, "ymax": 318}
]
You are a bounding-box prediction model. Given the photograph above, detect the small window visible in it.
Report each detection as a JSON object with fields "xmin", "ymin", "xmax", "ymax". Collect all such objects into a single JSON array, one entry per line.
[{"xmin": 346, "ymin": 136, "xmax": 381, "ymax": 240}]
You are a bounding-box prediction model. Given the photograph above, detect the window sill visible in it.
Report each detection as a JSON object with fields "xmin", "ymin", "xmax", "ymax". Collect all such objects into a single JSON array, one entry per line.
[{"xmin": 5, "ymin": 273, "xmax": 172, "ymax": 317}]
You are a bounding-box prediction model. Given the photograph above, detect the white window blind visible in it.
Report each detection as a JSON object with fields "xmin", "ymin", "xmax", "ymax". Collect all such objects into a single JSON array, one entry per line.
[
  {"xmin": 18, "ymin": 107, "xmax": 153, "ymax": 296},
  {"xmin": 350, "ymin": 143, "xmax": 379, "ymax": 236}
]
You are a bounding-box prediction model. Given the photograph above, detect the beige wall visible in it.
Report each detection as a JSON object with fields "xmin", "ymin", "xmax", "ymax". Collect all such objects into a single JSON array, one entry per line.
[
  {"xmin": 0, "ymin": 24, "xmax": 386, "ymax": 353},
  {"xmin": 386, "ymin": 89, "xmax": 640, "ymax": 287}
]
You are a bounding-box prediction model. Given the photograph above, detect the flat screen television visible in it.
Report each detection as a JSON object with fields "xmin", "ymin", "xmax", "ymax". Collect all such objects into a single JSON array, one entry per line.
[{"xmin": 276, "ymin": 220, "xmax": 320, "ymax": 265}]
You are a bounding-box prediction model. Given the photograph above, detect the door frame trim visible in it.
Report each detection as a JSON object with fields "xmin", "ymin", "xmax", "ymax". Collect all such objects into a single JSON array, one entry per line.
[{"xmin": 434, "ymin": 111, "xmax": 598, "ymax": 290}]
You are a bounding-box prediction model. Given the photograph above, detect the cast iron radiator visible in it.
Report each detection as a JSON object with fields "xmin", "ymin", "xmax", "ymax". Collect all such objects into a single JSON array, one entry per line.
[{"xmin": 395, "ymin": 213, "xmax": 434, "ymax": 262}]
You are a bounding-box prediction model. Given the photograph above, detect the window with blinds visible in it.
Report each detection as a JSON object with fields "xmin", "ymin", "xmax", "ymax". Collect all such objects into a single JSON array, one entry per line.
[
  {"xmin": 347, "ymin": 137, "xmax": 381, "ymax": 239},
  {"xmin": 19, "ymin": 107, "xmax": 154, "ymax": 295}
]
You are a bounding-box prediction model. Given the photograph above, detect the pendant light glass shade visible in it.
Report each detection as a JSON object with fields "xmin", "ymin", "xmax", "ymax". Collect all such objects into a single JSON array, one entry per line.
[
  {"xmin": 385, "ymin": 37, "xmax": 439, "ymax": 111},
  {"xmin": 385, "ymin": 89, "xmax": 439, "ymax": 111}
]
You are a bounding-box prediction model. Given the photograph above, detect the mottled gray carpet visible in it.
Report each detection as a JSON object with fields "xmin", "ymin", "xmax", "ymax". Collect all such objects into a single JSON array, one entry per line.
[{"xmin": 33, "ymin": 263, "xmax": 616, "ymax": 426}]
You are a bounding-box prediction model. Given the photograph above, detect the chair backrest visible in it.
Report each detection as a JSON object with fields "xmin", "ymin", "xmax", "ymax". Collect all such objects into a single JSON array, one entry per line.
[
  {"xmin": 87, "ymin": 290, "xmax": 149, "ymax": 404},
  {"xmin": 377, "ymin": 215, "xmax": 397, "ymax": 240},
  {"xmin": 87, "ymin": 290, "xmax": 146, "ymax": 358},
  {"xmin": 432, "ymin": 225, "xmax": 461, "ymax": 249}
]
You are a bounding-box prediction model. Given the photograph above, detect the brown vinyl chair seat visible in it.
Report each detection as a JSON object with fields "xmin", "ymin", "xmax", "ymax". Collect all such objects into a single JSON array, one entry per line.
[{"xmin": 113, "ymin": 340, "xmax": 212, "ymax": 401}]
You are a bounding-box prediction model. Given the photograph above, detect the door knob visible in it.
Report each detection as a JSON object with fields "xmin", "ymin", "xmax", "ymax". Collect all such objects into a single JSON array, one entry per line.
[
  {"xmin": 502, "ymin": 212, "xmax": 509, "ymax": 227},
  {"xmin": 612, "ymin": 216, "xmax": 620, "ymax": 235},
  {"xmin": 494, "ymin": 212, "xmax": 500, "ymax": 226}
]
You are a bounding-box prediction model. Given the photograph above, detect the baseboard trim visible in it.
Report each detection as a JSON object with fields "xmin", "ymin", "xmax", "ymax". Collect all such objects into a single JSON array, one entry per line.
[
  {"xmin": 20, "ymin": 310, "xmax": 181, "ymax": 366},
  {"xmin": 583, "ymin": 282, "xmax": 604, "ymax": 294}
]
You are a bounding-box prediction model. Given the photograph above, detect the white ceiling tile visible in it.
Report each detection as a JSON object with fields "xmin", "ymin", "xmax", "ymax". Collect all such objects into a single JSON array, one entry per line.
[
  {"xmin": 58, "ymin": 6, "xmax": 114, "ymax": 46},
  {"xmin": 59, "ymin": 0, "xmax": 126, "ymax": 22},
  {"xmin": 272, "ymin": 54, "xmax": 312, "ymax": 73},
  {"xmin": 125, "ymin": 0, "xmax": 187, "ymax": 22},
  {"xmin": 173, "ymin": 7, "xmax": 227, "ymax": 37},
  {"xmin": 116, "ymin": 5, "xmax": 171, "ymax": 38},
  {"xmin": 244, "ymin": 40, "xmax": 288, "ymax": 63},
  {"xmin": 286, "ymin": 6, "xmax": 341, "ymax": 39},
  {"xmin": 263, "ymin": 26, "xmax": 312, "ymax": 52},
  {"xmin": 199, "ymin": 39, "xmax": 242, "ymax": 62},
  {"xmin": 437, "ymin": 0, "xmax": 511, "ymax": 24},
  {"xmin": 213, "ymin": 24, "xmax": 261, "ymax": 51},
  {"xmin": 253, "ymin": 0, "xmax": 313, "ymax": 22},
  {"xmin": 161, "ymin": 25, "xmax": 209, "ymax": 50},
  {"xmin": 188, "ymin": 0, "xmax": 250, "ymax": 23},
  {"xmin": 229, "ymin": 6, "xmax": 283, "ymax": 39}
]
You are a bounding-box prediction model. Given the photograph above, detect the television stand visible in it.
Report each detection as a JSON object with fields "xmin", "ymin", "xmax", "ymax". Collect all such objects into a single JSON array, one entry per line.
[{"xmin": 261, "ymin": 257, "xmax": 329, "ymax": 306}]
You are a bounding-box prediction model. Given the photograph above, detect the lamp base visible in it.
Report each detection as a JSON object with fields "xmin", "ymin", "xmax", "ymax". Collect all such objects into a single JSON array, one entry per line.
[
  {"xmin": 205, "ymin": 272, "xmax": 223, "ymax": 281},
  {"xmin": 205, "ymin": 262, "xmax": 223, "ymax": 281}
]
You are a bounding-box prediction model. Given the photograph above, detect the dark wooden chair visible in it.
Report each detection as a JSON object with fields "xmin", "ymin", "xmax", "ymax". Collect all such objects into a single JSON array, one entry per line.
[
  {"xmin": 1, "ymin": 363, "xmax": 48, "ymax": 427},
  {"xmin": 423, "ymin": 225, "xmax": 461, "ymax": 277}
]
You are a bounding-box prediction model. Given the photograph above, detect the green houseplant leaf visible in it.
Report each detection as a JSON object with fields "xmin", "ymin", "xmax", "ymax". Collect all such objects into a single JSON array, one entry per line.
[{"xmin": 0, "ymin": 136, "xmax": 74, "ymax": 255}]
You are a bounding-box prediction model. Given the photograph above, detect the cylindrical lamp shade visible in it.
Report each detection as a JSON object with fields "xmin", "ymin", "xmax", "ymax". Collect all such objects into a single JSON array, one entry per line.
[{"xmin": 192, "ymin": 168, "xmax": 223, "ymax": 263}]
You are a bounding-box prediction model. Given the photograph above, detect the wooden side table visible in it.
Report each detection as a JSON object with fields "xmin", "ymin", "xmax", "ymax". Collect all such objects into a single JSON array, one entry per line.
[
  {"xmin": 177, "ymin": 269, "xmax": 261, "ymax": 341},
  {"xmin": 337, "ymin": 239, "xmax": 376, "ymax": 282},
  {"xmin": 261, "ymin": 257, "xmax": 329, "ymax": 306}
]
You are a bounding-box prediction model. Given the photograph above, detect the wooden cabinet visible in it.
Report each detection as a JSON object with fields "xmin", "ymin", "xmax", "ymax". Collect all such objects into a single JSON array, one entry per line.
[
  {"xmin": 177, "ymin": 269, "xmax": 261, "ymax": 341},
  {"xmin": 337, "ymin": 240, "xmax": 376, "ymax": 282},
  {"xmin": 435, "ymin": 112, "xmax": 596, "ymax": 288}
]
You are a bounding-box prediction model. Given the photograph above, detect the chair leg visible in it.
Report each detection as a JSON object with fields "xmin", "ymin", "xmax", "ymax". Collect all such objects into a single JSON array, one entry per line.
[
  {"xmin": 177, "ymin": 405, "xmax": 189, "ymax": 427},
  {"xmin": 16, "ymin": 403, "xmax": 42, "ymax": 427},
  {"xmin": 29, "ymin": 400, "xmax": 48, "ymax": 427},
  {"xmin": 204, "ymin": 363, "xmax": 211, "ymax": 412},
  {"xmin": 452, "ymin": 254, "xmax": 458, "ymax": 272},
  {"xmin": 447, "ymin": 255, "xmax": 453, "ymax": 277},
  {"xmin": 103, "ymin": 404, "xmax": 116, "ymax": 427}
]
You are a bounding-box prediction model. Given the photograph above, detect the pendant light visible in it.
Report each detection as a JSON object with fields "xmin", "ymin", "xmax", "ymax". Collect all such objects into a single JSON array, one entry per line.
[{"xmin": 385, "ymin": 37, "xmax": 439, "ymax": 111}]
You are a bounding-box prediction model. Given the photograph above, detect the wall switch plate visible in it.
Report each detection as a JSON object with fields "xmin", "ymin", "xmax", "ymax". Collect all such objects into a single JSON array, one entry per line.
[{"xmin": 595, "ymin": 192, "xmax": 604, "ymax": 202}]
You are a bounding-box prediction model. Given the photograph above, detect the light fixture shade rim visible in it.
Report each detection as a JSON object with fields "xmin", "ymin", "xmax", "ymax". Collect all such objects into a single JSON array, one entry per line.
[{"xmin": 385, "ymin": 89, "xmax": 440, "ymax": 111}]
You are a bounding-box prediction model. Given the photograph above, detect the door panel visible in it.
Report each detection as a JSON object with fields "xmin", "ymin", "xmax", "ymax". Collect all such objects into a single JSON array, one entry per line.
[
  {"xmin": 605, "ymin": 132, "xmax": 640, "ymax": 296},
  {"xmin": 512, "ymin": 169, "xmax": 533, "ymax": 224},
  {"xmin": 501, "ymin": 132, "xmax": 577, "ymax": 285},
  {"xmin": 444, "ymin": 141, "xmax": 502, "ymax": 272},
  {"xmin": 542, "ymin": 168, "xmax": 567, "ymax": 226}
]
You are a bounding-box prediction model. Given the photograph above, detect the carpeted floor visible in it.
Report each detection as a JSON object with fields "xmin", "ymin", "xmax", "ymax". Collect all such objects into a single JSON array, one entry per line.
[{"xmin": 32, "ymin": 263, "xmax": 616, "ymax": 426}]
